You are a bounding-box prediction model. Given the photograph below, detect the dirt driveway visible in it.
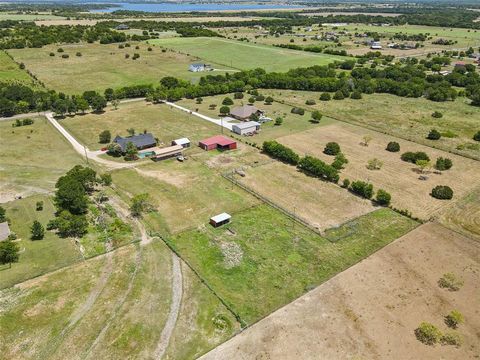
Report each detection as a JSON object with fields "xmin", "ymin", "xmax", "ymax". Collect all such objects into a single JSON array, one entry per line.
[{"xmin": 200, "ymin": 222, "xmax": 480, "ymax": 360}]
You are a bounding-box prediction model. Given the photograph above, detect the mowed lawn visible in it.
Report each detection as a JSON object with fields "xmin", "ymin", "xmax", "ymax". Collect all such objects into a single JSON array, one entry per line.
[
  {"xmin": 168, "ymin": 205, "xmax": 418, "ymax": 324},
  {"xmin": 0, "ymin": 117, "xmax": 82, "ymax": 201},
  {"xmin": 0, "ymin": 51, "xmax": 33, "ymax": 83},
  {"xmin": 235, "ymin": 161, "xmax": 375, "ymax": 230},
  {"xmin": 177, "ymin": 93, "xmax": 336, "ymax": 143},
  {"xmin": 148, "ymin": 37, "xmax": 347, "ymax": 72},
  {"xmin": 8, "ymin": 42, "xmax": 234, "ymax": 94},
  {"xmin": 111, "ymin": 159, "xmax": 260, "ymax": 234},
  {"xmin": 0, "ymin": 195, "xmax": 83, "ymax": 289},
  {"xmin": 266, "ymin": 90, "xmax": 480, "ymax": 159},
  {"xmin": 277, "ymin": 122, "xmax": 480, "ymax": 219},
  {"xmin": 60, "ymin": 101, "xmax": 222, "ymax": 151}
]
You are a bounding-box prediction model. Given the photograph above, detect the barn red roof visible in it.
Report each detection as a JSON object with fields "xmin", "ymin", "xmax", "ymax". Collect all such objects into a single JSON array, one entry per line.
[{"xmin": 199, "ymin": 135, "xmax": 236, "ymax": 146}]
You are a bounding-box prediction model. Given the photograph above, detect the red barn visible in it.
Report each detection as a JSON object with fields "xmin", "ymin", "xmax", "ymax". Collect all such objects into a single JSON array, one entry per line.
[{"xmin": 199, "ymin": 135, "xmax": 237, "ymax": 151}]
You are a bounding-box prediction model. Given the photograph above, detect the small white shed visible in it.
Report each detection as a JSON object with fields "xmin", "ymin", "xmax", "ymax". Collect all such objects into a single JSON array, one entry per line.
[
  {"xmin": 210, "ymin": 213, "xmax": 231, "ymax": 227},
  {"xmin": 172, "ymin": 138, "xmax": 191, "ymax": 148}
]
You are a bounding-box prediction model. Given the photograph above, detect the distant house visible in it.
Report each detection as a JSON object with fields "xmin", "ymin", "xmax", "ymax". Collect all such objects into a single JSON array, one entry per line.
[
  {"xmin": 116, "ymin": 24, "xmax": 129, "ymax": 30},
  {"xmin": 370, "ymin": 41, "xmax": 382, "ymax": 50},
  {"xmin": 172, "ymin": 138, "xmax": 191, "ymax": 148},
  {"xmin": 232, "ymin": 121, "xmax": 260, "ymax": 136},
  {"xmin": 199, "ymin": 135, "xmax": 237, "ymax": 151},
  {"xmin": 113, "ymin": 133, "xmax": 156, "ymax": 152},
  {"xmin": 229, "ymin": 105, "xmax": 264, "ymax": 121},
  {"xmin": 210, "ymin": 213, "xmax": 231, "ymax": 228},
  {"xmin": 189, "ymin": 63, "xmax": 212, "ymax": 72},
  {"xmin": 0, "ymin": 222, "xmax": 11, "ymax": 241}
]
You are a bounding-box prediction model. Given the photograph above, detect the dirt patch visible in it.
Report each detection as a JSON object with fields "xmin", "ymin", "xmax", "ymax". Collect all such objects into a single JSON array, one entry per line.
[
  {"xmin": 219, "ymin": 241, "xmax": 243, "ymax": 269},
  {"xmin": 135, "ymin": 167, "xmax": 189, "ymax": 188},
  {"xmin": 278, "ymin": 123, "xmax": 480, "ymax": 220},
  {"xmin": 201, "ymin": 222, "xmax": 480, "ymax": 360},
  {"xmin": 237, "ymin": 161, "xmax": 375, "ymax": 230}
]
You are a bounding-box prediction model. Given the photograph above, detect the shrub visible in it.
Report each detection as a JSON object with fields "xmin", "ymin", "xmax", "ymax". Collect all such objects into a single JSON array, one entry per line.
[
  {"xmin": 473, "ymin": 131, "xmax": 480, "ymax": 141},
  {"xmin": 324, "ymin": 142, "xmax": 341, "ymax": 156},
  {"xmin": 350, "ymin": 181, "xmax": 374, "ymax": 199},
  {"xmin": 99, "ymin": 130, "xmax": 111, "ymax": 144},
  {"xmin": 264, "ymin": 96, "xmax": 274, "ymax": 105},
  {"xmin": 195, "ymin": 97, "xmax": 203, "ymax": 104},
  {"xmin": 234, "ymin": 92, "xmax": 244, "ymax": 99},
  {"xmin": 57, "ymin": 48, "xmax": 64, "ymax": 53},
  {"xmin": 311, "ymin": 110, "xmax": 322, "ymax": 123},
  {"xmin": 366, "ymin": 158, "xmax": 383, "ymax": 170},
  {"xmin": 274, "ymin": 117, "xmax": 283, "ymax": 126},
  {"xmin": 431, "ymin": 185, "xmax": 453, "ymax": 200},
  {"xmin": 333, "ymin": 90, "xmax": 345, "ymax": 100},
  {"xmin": 219, "ymin": 106, "xmax": 230, "ymax": 115},
  {"xmin": 438, "ymin": 273, "xmax": 463, "ymax": 291},
  {"xmin": 291, "ymin": 107, "xmax": 305, "ymax": 115},
  {"xmin": 147, "ymin": 47, "xmax": 152, "ymax": 51},
  {"xmin": 401, "ymin": 151, "xmax": 430, "ymax": 163},
  {"xmin": 331, "ymin": 152, "xmax": 348, "ymax": 170},
  {"xmin": 61, "ymin": 54, "xmax": 69, "ymax": 59},
  {"xmin": 30, "ymin": 220, "xmax": 45, "ymax": 240},
  {"xmin": 248, "ymin": 96, "xmax": 256, "ymax": 104},
  {"xmin": 36, "ymin": 201, "xmax": 44, "ymax": 211},
  {"xmin": 440, "ymin": 332, "xmax": 462, "ymax": 347},
  {"xmin": 297, "ymin": 156, "xmax": 339, "ymax": 183},
  {"xmin": 342, "ymin": 178, "xmax": 350, "ymax": 188},
  {"xmin": 435, "ymin": 157, "xmax": 453, "ymax": 171},
  {"xmin": 427, "ymin": 129, "xmax": 441, "ymax": 140},
  {"xmin": 256, "ymin": 94, "xmax": 265, "ymax": 102},
  {"xmin": 49, "ymin": 52, "xmax": 55, "ymax": 56},
  {"xmin": 350, "ymin": 91, "xmax": 362, "ymax": 99},
  {"xmin": 445, "ymin": 310, "xmax": 464, "ymax": 329},
  {"xmin": 305, "ymin": 99, "xmax": 316, "ymax": 105},
  {"xmin": 319, "ymin": 92, "xmax": 331, "ymax": 101},
  {"xmin": 76, "ymin": 52, "xmax": 82, "ymax": 57},
  {"xmin": 262, "ymin": 141, "xmax": 299, "ymax": 165},
  {"xmin": 222, "ymin": 97, "xmax": 234, "ymax": 105},
  {"xmin": 432, "ymin": 111, "xmax": 443, "ymax": 118},
  {"xmin": 125, "ymin": 54, "xmax": 130, "ymax": 59},
  {"xmin": 376, "ymin": 189, "xmax": 391, "ymax": 205},
  {"xmin": 415, "ymin": 322, "xmax": 442, "ymax": 345},
  {"xmin": 118, "ymin": 44, "xmax": 124, "ymax": 49},
  {"xmin": 132, "ymin": 53, "xmax": 140, "ymax": 60},
  {"xmin": 386, "ymin": 141, "xmax": 400, "ymax": 152}
]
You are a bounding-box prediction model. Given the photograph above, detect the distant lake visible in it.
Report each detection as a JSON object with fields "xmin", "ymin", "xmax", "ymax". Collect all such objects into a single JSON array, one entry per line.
[{"xmin": 90, "ymin": 2, "xmax": 303, "ymax": 13}]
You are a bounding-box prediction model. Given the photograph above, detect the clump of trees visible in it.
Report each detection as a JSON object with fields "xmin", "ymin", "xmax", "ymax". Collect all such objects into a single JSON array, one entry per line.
[
  {"xmin": 319, "ymin": 93, "xmax": 331, "ymax": 101},
  {"xmin": 222, "ymin": 97, "xmax": 234, "ymax": 105},
  {"xmin": 0, "ymin": 239, "xmax": 19, "ymax": 268},
  {"xmin": 415, "ymin": 322, "xmax": 442, "ymax": 345},
  {"xmin": 130, "ymin": 193, "xmax": 154, "ymax": 217},
  {"xmin": 435, "ymin": 157, "xmax": 452, "ymax": 171},
  {"xmin": 401, "ymin": 151, "xmax": 430, "ymax": 163},
  {"xmin": 324, "ymin": 142, "xmax": 341, "ymax": 156},
  {"xmin": 291, "ymin": 107, "xmax": 305, "ymax": 115},
  {"xmin": 386, "ymin": 141, "xmax": 400, "ymax": 152},
  {"xmin": 262, "ymin": 141, "xmax": 299, "ymax": 165},
  {"xmin": 298, "ymin": 155, "xmax": 339, "ymax": 183},
  {"xmin": 431, "ymin": 185, "xmax": 453, "ymax": 200},
  {"xmin": 376, "ymin": 189, "xmax": 391, "ymax": 205},
  {"xmin": 350, "ymin": 180, "xmax": 374, "ymax": 199}
]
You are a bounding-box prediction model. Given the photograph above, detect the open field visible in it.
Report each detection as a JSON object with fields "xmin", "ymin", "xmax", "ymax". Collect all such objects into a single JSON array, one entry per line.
[
  {"xmin": 148, "ymin": 37, "xmax": 347, "ymax": 72},
  {"xmin": 8, "ymin": 43, "xmax": 234, "ymax": 94},
  {"xmin": 61, "ymin": 101, "xmax": 222, "ymax": 151},
  {"xmin": 0, "ymin": 13, "xmax": 64, "ymax": 21},
  {"xmin": 278, "ymin": 122, "xmax": 480, "ymax": 220},
  {"xmin": 111, "ymin": 158, "xmax": 260, "ymax": 235},
  {"xmin": 233, "ymin": 161, "xmax": 375, "ymax": 230},
  {"xmin": 0, "ymin": 240, "xmax": 238, "ymax": 359},
  {"xmin": 0, "ymin": 117, "xmax": 83, "ymax": 202},
  {"xmin": 169, "ymin": 205, "xmax": 418, "ymax": 324},
  {"xmin": 438, "ymin": 186, "xmax": 480, "ymax": 241},
  {"xmin": 0, "ymin": 51, "xmax": 33, "ymax": 83},
  {"xmin": 202, "ymin": 222, "xmax": 480, "ymax": 360},
  {"xmin": 0, "ymin": 195, "xmax": 83, "ymax": 289},
  {"xmin": 266, "ymin": 90, "xmax": 480, "ymax": 160},
  {"xmin": 177, "ymin": 93, "xmax": 336, "ymax": 143}
]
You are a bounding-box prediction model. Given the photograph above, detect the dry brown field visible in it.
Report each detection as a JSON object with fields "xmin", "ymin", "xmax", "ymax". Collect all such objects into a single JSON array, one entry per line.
[
  {"xmin": 201, "ymin": 222, "xmax": 480, "ymax": 360},
  {"xmin": 277, "ymin": 123, "xmax": 480, "ymax": 220},
  {"xmin": 233, "ymin": 161, "xmax": 375, "ymax": 230}
]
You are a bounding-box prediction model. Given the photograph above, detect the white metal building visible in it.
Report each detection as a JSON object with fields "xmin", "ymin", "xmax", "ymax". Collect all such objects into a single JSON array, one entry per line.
[
  {"xmin": 172, "ymin": 138, "xmax": 191, "ymax": 148},
  {"xmin": 232, "ymin": 121, "xmax": 261, "ymax": 135}
]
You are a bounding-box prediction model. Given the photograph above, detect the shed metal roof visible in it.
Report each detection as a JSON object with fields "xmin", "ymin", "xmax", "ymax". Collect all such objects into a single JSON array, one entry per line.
[
  {"xmin": 210, "ymin": 213, "xmax": 231, "ymax": 223},
  {"xmin": 199, "ymin": 135, "xmax": 236, "ymax": 147},
  {"xmin": 173, "ymin": 137, "xmax": 191, "ymax": 145},
  {"xmin": 232, "ymin": 121, "xmax": 260, "ymax": 130}
]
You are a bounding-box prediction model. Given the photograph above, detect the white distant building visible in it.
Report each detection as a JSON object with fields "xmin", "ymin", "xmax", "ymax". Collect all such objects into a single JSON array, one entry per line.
[
  {"xmin": 172, "ymin": 138, "xmax": 191, "ymax": 148},
  {"xmin": 370, "ymin": 41, "xmax": 383, "ymax": 50},
  {"xmin": 189, "ymin": 63, "xmax": 212, "ymax": 72}
]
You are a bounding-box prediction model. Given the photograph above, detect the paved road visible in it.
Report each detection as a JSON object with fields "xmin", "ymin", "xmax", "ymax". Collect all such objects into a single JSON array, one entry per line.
[{"xmin": 166, "ymin": 101, "xmax": 234, "ymax": 131}]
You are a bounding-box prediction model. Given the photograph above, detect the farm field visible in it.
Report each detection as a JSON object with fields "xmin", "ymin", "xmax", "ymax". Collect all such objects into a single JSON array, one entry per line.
[
  {"xmin": 277, "ymin": 122, "xmax": 480, "ymax": 220},
  {"xmin": 148, "ymin": 37, "xmax": 347, "ymax": 72},
  {"xmin": 0, "ymin": 195, "xmax": 83, "ymax": 289},
  {"xmin": 0, "ymin": 117, "xmax": 83, "ymax": 202},
  {"xmin": 8, "ymin": 43, "xmax": 234, "ymax": 94},
  {"xmin": 0, "ymin": 241, "xmax": 237, "ymax": 359},
  {"xmin": 0, "ymin": 12, "xmax": 64, "ymax": 20},
  {"xmin": 61, "ymin": 101, "xmax": 222, "ymax": 151},
  {"xmin": 111, "ymin": 159, "xmax": 260, "ymax": 235},
  {"xmin": 202, "ymin": 222, "xmax": 480, "ymax": 360},
  {"xmin": 0, "ymin": 51, "xmax": 33, "ymax": 83},
  {"xmin": 169, "ymin": 205, "xmax": 418, "ymax": 324},
  {"xmin": 265, "ymin": 90, "xmax": 480, "ymax": 159},
  {"xmin": 232, "ymin": 161, "xmax": 375, "ymax": 230},
  {"xmin": 177, "ymin": 93, "xmax": 336, "ymax": 143}
]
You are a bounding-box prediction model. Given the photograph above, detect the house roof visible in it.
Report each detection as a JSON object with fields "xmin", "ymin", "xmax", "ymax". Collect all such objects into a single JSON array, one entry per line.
[
  {"xmin": 230, "ymin": 105, "xmax": 261, "ymax": 119},
  {"xmin": 232, "ymin": 121, "xmax": 261, "ymax": 130},
  {"xmin": 210, "ymin": 213, "xmax": 231, "ymax": 223},
  {"xmin": 0, "ymin": 222, "xmax": 10, "ymax": 241},
  {"xmin": 172, "ymin": 137, "xmax": 191, "ymax": 146},
  {"xmin": 114, "ymin": 133, "xmax": 156, "ymax": 152},
  {"xmin": 199, "ymin": 135, "xmax": 236, "ymax": 147}
]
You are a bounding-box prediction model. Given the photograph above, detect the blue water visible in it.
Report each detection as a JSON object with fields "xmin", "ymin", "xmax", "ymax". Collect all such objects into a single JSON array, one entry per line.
[{"xmin": 90, "ymin": 2, "xmax": 302, "ymax": 13}]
